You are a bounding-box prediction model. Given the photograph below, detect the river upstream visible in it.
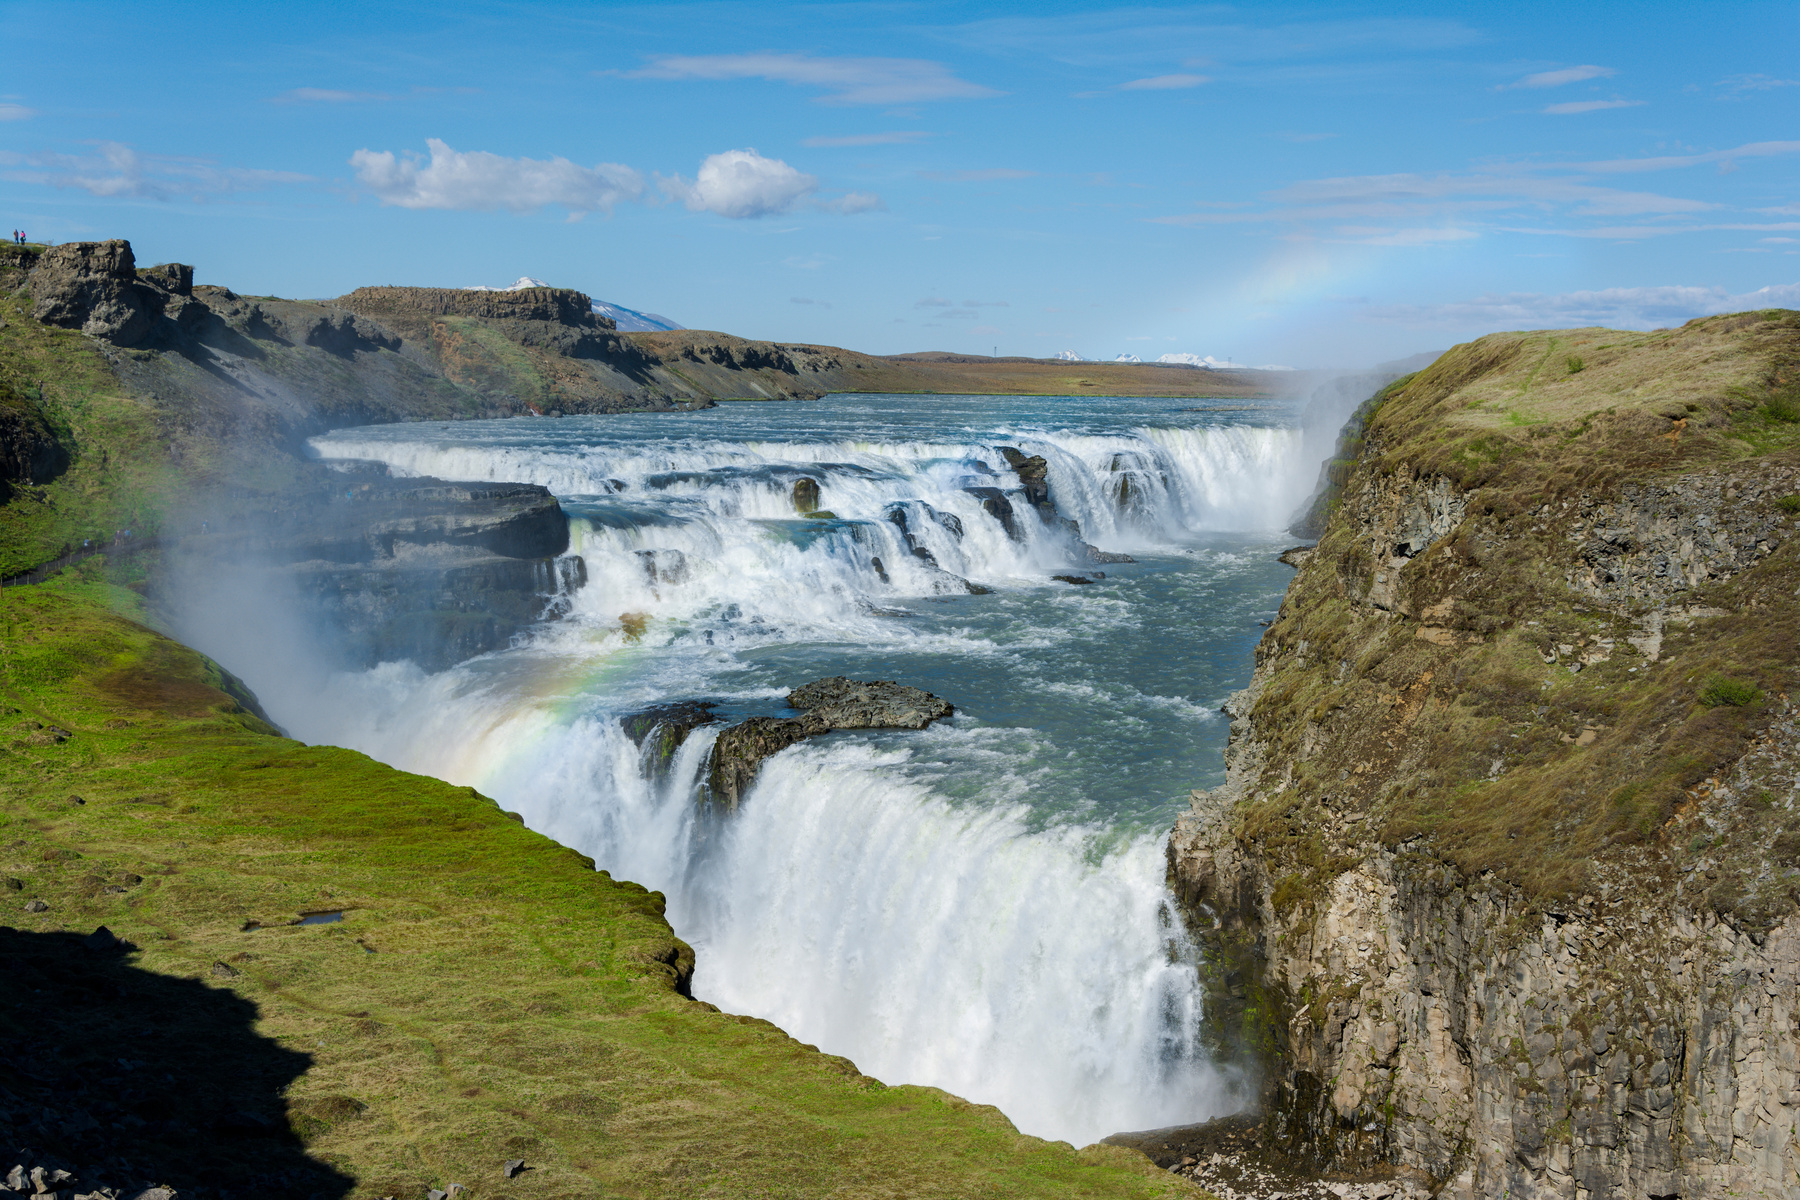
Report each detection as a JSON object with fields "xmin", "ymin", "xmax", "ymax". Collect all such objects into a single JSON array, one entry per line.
[{"xmin": 257, "ymin": 392, "xmax": 1312, "ymax": 1146}]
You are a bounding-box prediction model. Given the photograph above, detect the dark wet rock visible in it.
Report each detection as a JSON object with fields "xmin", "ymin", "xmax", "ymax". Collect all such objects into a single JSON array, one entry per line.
[
  {"xmin": 963, "ymin": 580, "xmax": 995, "ymax": 595},
  {"xmin": 792, "ymin": 477, "xmax": 821, "ymax": 515},
  {"xmin": 963, "ymin": 487, "xmax": 1022, "ymax": 540},
  {"xmin": 870, "ymin": 556, "xmax": 889, "ymax": 584},
  {"xmin": 706, "ymin": 678, "xmax": 953, "ymax": 811},
  {"xmin": 620, "ymin": 701, "xmax": 719, "ymax": 777},
  {"xmin": 885, "ymin": 505, "xmax": 939, "ymax": 566},
  {"xmin": 788, "ymin": 677, "xmax": 954, "ymax": 729},
  {"xmin": 635, "ymin": 548, "xmax": 689, "ymax": 585},
  {"xmin": 1052, "ymin": 574, "xmax": 1097, "ymax": 585},
  {"xmin": 1082, "ymin": 543, "xmax": 1135, "ymax": 565},
  {"xmin": 998, "ymin": 446, "xmax": 1058, "ymax": 525}
]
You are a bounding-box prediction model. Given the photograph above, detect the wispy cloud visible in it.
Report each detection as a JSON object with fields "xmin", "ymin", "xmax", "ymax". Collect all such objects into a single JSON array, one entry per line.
[
  {"xmin": 0, "ymin": 103, "xmax": 36, "ymax": 121},
  {"xmin": 1145, "ymin": 142, "xmax": 1800, "ymax": 247},
  {"xmin": 271, "ymin": 87, "xmax": 391, "ymax": 104},
  {"xmin": 1542, "ymin": 98, "xmax": 1643, "ymax": 115},
  {"xmin": 1367, "ymin": 281, "xmax": 1800, "ymax": 328},
  {"xmin": 916, "ymin": 297, "xmax": 952, "ymax": 308},
  {"xmin": 1506, "ymin": 64, "xmax": 1614, "ymax": 89},
  {"xmin": 350, "ymin": 139, "xmax": 643, "ymax": 214},
  {"xmin": 1718, "ymin": 73, "xmax": 1800, "ymax": 93},
  {"xmin": 1575, "ymin": 139, "xmax": 1800, "ymax": 173},
  {"xmin": 623, "ymin": 54, "xmax": 998, "ymax": 105},
  {"xmin": 1, "ymin": 141, "xmax": 309, "ymax": 200},
  {"xmin": 802, "ymin": 131, "xmax": 932, "ymax": 148},
  {"xmin": 1118, "ymin": 73, "xmax": 1209, "ymax": 91},
  {"xmin": 916, "ymin": 168, "xmax": 1035, "ymax": 182},
  {"xmin": 818, "ymin": 190, "xmax": 885, "ymax": 214}
]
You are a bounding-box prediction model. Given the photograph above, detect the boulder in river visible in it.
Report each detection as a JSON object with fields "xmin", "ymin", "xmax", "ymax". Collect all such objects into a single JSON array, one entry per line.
[
  {"xmin": 620, "ymin": 700, "xmax": 720, "ymax": 777},
  {"xmin": 705, "ymin": 678, "xmax": 953, "ymax": 811},
  {"xmin": 792, "ymin": 477, "xmax": 822, "ymax": 515}
]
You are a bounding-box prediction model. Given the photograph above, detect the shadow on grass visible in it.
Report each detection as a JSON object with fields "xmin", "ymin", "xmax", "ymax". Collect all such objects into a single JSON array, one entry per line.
[{"xmin": 0, "ymin": 926, "xmax": 353, "ymax": 1200}]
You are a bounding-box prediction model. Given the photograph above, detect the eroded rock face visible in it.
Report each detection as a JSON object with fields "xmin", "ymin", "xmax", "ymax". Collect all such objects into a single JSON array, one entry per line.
[
  {"xmin": 29, "ymin": 240, "xmax": 154, "ymax": 345},
  {"xmin": 705, "ymin": 678, "xmax": 953, "ymax": 810},
  {"xmin": 1167, "ymin": 435, "xmax": 1800, "ymax": 1199}
]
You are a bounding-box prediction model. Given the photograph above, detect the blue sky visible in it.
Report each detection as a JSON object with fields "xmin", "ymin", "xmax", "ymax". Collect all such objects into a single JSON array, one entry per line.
[{"xmin": 2, "ymin": 1, "xmax": 1796, "ymax": 366}]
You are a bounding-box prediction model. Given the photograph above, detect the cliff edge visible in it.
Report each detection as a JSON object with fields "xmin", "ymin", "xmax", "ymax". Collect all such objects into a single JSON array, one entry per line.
[{"xmin": 1169, "ymin": 311, "xmax": 1800, "ymax": 1199}]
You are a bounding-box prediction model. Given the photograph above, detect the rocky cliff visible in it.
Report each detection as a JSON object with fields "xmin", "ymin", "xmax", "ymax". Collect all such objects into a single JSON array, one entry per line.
[{"xmin": 1169, "ymin": 312, "xmax": 1800, "ymax": 1199}]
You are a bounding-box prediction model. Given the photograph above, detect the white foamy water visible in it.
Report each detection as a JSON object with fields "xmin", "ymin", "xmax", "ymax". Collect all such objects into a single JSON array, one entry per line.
[{"xmin": 184, "ymin": 393, "xmax": 1312, "ymax": 1145}]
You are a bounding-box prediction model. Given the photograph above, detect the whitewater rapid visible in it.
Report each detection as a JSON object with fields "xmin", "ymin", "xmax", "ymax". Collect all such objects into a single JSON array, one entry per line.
[{"xmin": 198, "ymin": 393, "xmax": 1312, "ymax": 1145}]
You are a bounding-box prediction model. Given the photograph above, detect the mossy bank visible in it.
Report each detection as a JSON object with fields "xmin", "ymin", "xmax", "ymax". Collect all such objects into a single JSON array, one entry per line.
[{"xmin": 1169, "ymin": 311, "xmax": 1800, "ymax": 1198}]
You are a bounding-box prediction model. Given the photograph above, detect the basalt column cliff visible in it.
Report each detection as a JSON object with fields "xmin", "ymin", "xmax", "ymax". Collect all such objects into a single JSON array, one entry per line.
[{"xmin": 1170, "ymin": 312, "xmax": 1800, "ymax": 1199}]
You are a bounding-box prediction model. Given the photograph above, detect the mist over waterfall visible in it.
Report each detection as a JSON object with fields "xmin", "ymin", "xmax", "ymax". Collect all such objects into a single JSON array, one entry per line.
[{"xmin": 191, "ymin": 393, "xmax": 1311, "ymax": 1145}]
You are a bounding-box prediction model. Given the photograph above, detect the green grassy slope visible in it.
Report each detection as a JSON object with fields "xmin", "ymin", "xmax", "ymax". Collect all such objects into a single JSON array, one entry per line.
[{"xmin": 1, "ymin": 580, "xmax": 1193, "ymax": 1199}]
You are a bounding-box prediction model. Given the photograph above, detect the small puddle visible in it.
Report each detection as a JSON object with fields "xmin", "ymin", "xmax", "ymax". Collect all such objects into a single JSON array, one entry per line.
[{"xmin": 298, "ymin": 910, "xmax": 344, "ymax": 925}]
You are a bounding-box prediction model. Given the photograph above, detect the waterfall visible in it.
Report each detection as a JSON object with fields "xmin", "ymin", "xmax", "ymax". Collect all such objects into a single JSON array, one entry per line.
[{"xmin": 219, "ymin": 399, "xmax": 1311, "ymax": 1145}]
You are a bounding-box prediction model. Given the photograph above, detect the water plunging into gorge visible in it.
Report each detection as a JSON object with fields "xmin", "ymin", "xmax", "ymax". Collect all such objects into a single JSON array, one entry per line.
[{"xmin": 194, "ymin": 392, "xmax": 1314, "ymax": 1145}]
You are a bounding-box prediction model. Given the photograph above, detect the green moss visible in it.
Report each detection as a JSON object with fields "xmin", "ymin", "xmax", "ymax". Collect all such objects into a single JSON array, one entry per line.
[{"xmin": 1699, "ymin": 675, "xmax": 1764, "ymax": 708}]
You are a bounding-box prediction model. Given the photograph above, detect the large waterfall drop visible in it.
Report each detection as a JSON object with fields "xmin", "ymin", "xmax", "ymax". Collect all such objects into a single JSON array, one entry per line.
[{"xmin": 213, "ymin": 392, "xmax": 1311, "ymax": 1145}]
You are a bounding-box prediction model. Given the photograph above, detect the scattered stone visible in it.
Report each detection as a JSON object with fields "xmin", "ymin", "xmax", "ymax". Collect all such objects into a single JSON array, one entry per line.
[
  {"xmin": 83, "ymin": 925, "xmax": 119, "ymax": 951},
  {"xmin": 24, "ymin": 899, "xmax": 47, "ymax": 913},
  {"xmin": 502, "ymin": 1159, "xmax": 526, "ymax": 1179},
  {"xmin": 210, "ymin": 960, "xmax": 241, "ymax": 979},
  {"xmin": 4, "ymin": 1166, "xmax": 22, "ymax": 1191}
]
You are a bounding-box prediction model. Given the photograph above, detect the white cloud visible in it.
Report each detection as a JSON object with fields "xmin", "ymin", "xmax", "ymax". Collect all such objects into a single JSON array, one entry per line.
[
  {"xmin": 802, "ymin": 131, "xmax": 932, "ymax": 147},
  {"xmin": 625, "ymin": 54, "xmax": 998, "ymax": 105},
  {"xmin": 271, "ymin": 88, "xmax": 390, "ymax": 104},
  {"xmin": 1368, "ymin": 281, "xmax": 1800, "ymax": 328},
  {"xmin": 659, "ymin": 148, "xmax": 817, "ymax": 218},
  {"xmin": 1542, "ymin": 98, "xmax": 1644, "ymax": 115},
  {"xmin": 1118, "ymin": 73, "xmax": 1209, "ymax": 91},
  {"xmin": 349, "ymin": 138, "xmax": 644, "ymax": 213},
  {"xmin": 1508, "ymin": 64, "xmax": 1615, "ymax": 89},
  {"xmin": 0, "ymin": 103, "xmax": 36, "ymax": 121},
  {"xmin": 0, "ymin": 141, "xmax": 308, "ymax": 199}
]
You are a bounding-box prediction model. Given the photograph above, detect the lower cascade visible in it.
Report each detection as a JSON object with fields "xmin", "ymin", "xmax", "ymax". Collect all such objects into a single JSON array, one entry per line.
[{"xmin": 182, "ymin": 392, "xmax": 1316, "ymax": 1145}]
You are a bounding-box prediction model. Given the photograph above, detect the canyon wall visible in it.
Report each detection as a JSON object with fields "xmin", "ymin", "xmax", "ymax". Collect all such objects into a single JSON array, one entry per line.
[{"xmin": 1170, "ymin": 312, "xmax": 1800, "ymax": 1198}]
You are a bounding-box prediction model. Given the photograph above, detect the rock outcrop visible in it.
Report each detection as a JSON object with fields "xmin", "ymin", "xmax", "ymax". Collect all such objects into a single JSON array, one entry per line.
[
  {"xmin": 0, "ymin": 378, "xmax": 68, "ymax": 497},
  {"xmin": 26, "ymin": 240, "xmax": 207, "ymax": 348},
  {"xmin": 706, "ymin": 678, "xmax": 953, "ymax": 810},
  {"xmin": 1167, "ymin": 312, "xmax": 1800, "ymax": 1200},
  {"xmin": 187, "ymin": 474, "xmax": 585, "ymax": 671}
]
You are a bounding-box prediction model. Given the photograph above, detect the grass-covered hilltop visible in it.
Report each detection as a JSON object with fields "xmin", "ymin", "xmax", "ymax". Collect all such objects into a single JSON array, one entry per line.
[
  {"xmin": 0, "ymin": 240, "xmax": 1202, "ymax": 1199},
  {"xmin": 1169, "ymin": 309, "xmax": 1800, "ymax": 1199}
]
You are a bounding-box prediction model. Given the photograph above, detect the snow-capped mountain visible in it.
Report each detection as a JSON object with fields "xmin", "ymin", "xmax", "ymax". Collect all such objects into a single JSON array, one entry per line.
[
  {"xmin": 463, "ymin": 277, "xmax": 685, "ymax": 333},
  {"xmin": 1053, "ymin": 349, "xmax": 1084, "ymax": 361},
  {"xmin": 591, "ymin": 300, "xmax": 685, "ymax": 333},
  {"xmin": 1112, "ymin": 353, "xmax": 1142, "ymax": 364},
  {"xmin": 1154, "ymin": 352, "xmax": 1295, "ymax": 371}
]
